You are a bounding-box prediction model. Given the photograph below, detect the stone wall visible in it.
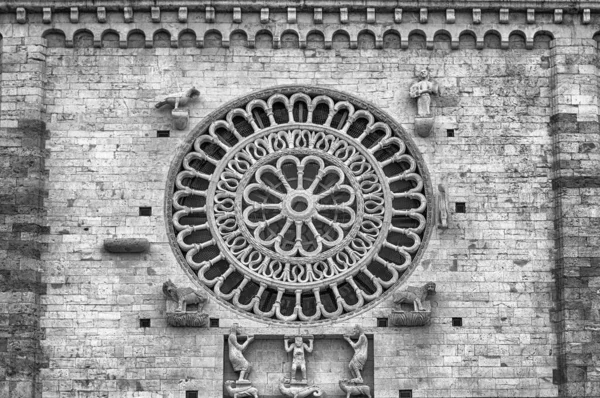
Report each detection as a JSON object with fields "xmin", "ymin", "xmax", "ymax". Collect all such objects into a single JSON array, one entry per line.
[{"xmin": 0, "ymin": 3, "xmax": 599, "ymax": 398}]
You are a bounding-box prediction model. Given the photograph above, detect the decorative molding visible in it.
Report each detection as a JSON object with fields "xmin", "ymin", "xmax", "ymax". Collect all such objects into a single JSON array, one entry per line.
[
  {"xmin": 3, "ymin": 1, "xmax": 600, "ymax": 12},
  {"xmin": 233, "ymin": 7, "xmax": 242, "ymax": 22},
  {"xmin": 151, "ymin": 6, "xmax": 160, "ymax": 22},
  {"xmin": 473, "ymin": 8, "xmax": 481, "ymax": 24},
  {"xmin": 499, "ymin": 8, "xmax": 509, "ymax": 23},
  {"xmin": 16, "ymin": 7, "xmax": 26, "ymax": 23},
  {"xmin": 206, "ymin": 6, "xmax": 215, "ymax": 22},
  {"xmin": 288, "ymin": 7, "xmax": 297, "ymax": 23},
  {"xmin": 446, "ymin": 9, "xmax": 455, "ymax": 24},
  {"xmin": 42, "ymin": 7, "xmax": 51, "ymax": 24},
  {"xmin": 123, "ymin": 6, "xmax": 133, "ymax": 22},
  {"xmin": 340, "ymin": 7, "xmax": 348, "ymax": 23},
  {"xmin": 367, "ymin": 7, "xmax": 375, "ymax": 24},
  {"xmin": 394, "ymin": 8, "xmax": 403, "ymax": 23},
  {"xmin": 527, "ymin": 8, "xmax": 535, "ymax": 23},
  {"xmin": 260, "ymin": 7, "xmax": 269, "ymax": 23},
  {"xmin": 314, "ymin": 7, "xmax": 323, "ymax": 24},
  {"xmin": 69, "ymin": 7, "xmax": 78, "ymax": 23},
  {"xmin": 97, "ymin": 6, "xmax": 106, "ymax": 23},
  {"xmin": 554, "ymin": 9, "xmax": 563, "ymax": 23},
  {"xmin": 420, "ymin": 8, "xmax": 428, "ymax": 23},
  {"xmin": 582, "ymin": 8, "xmax": 590, "ymax": 24},
  {"xmin": 178, "ymin": 7, "xmax": 188, "ymax": 22}
]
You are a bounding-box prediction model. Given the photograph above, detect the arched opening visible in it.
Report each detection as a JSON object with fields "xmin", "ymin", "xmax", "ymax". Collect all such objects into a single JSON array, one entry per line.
[
  {"xmin": 101, "ymin": 30, "xmax": 119, "ymax": 48},
  {"xmin": 73, "ymin": 29, "xmax": 94, "ymax": 49},
  {"xmin": 204, "ymin": 30, "xmax": 222, "ymax": 48},
  {"xmin": 255, "ymin": 30, "xmax": 273, "ymax": 49},
  {"xmin": 433, "ymin": 31, "xmax": 451, "ymax": 50},
  {"xmin": 534, "ymin": 31, "xmax": 553, "ymax": 50},
  {"xmin": 306, "ymin": 30, "xmax": 325, "ymax": 49},
  {"xmin": 484, "ymin": 31, "xmax": 501, "ymax": 49},
  {"xmin": 127, "ymin": 30, "xmax": 146, "ymax": 48},
  {"xmin": 332, "ymin": 30, "xmax": 350, "ymax": 49},
  {"xmin": 408, "ymin": 31, "xmax": 426, "ymax": 49},
  {"xmin": 153, "ymin": 30, "xmax": 171, "ymax": 48},
  {"xmin": 179, "ymin": 30, "xmax": 196, "ymax": 48},
  {"xmin": 230, "ymin": 30, "xmax": 248, "ymax": 47},
  {"xmin": 357, "ymin": 30, "xmax": 376, "ymax": 50},
  {"xmin": 383, "ymin": 30, "xmax": 401, "ymax": 49},
  {"xmin": 281, "ymin": 30, "xmax": 300, "ymax": 49},
  {"xmin": 43, "ymin": 29, "xmax": 66, "ymax": 48},
  {"xmin": 509, "ymin": 31, "xmax": 526, "ymax": 49},
  {"xmin": 458, "ymin": 31, "xmax": 476, "ymax": 49}
]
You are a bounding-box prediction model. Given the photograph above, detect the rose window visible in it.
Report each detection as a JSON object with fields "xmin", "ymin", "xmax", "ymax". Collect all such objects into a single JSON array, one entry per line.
[{"xmin": 167, "ymin": 87, "xmax": 432, "ymax": 323}]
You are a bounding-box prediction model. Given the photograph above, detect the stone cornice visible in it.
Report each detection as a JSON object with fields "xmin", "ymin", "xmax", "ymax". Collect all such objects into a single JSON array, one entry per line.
[{"xmin": 1, "ymin": 0, "xmax": 600, "ymax": 12}]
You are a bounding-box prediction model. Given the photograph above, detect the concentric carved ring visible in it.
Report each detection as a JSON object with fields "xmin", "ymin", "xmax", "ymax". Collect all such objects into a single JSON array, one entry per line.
[{"xmin": 167, "ymin": 87, "xmax": 432, "ymax": 323}]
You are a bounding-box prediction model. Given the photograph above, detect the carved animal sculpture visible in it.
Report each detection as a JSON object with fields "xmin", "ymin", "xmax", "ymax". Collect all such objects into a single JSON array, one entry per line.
[
  {"xmin": 224, "ymin": 380, "xmax": 259, "ymax": 398},
  {"xmin": 155, "ymin": 87, "xmax": 200, "ymax": 109},
  {"xmin": 339, "ymin": 380, "xmax": 372, "ymax": 398},
  {"xmin": 279, "ymin": 379, "xmax": 322, "ymax": 398},
  {"xmin": 162, "ymin": 280, "xmax": 207, "ymax": 312},
  {"xmin": 393, "ymin": 282, "xmax": 436, "ymax": 312}
]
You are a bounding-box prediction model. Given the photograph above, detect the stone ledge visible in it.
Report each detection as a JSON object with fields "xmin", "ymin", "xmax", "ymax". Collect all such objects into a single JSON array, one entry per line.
[
  {"xmin": 103, "ymin": 238, "xmax": 150, "ymax": 253},
  {"xmin": 551, "ymin": 176, "xmax": 600, "ymax": 190}
]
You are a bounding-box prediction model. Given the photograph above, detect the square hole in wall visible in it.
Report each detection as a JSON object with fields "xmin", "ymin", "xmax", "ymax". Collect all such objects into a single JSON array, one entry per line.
[
  {"xmin": 140, "ymin": 318, "xmax": 151, "ymax": 328},
  {"xmin": 377, "ymin": 318, "xmax": 388, "ymax": 327},
  {"xmin": 186, "ymin": 391, "xmax": 198, "ymax": 398},
  {"xmin": 210, "ymin": 318, "xmax": 220, "ymax": 327},
  {"xmin": 455, "ymin": 202, "xmax": 466, "ymax": 213},
  {"xmin": 446, "ymin": 129, "xmax": 455, "ymax": 137},
  {"xmin": 139, "ymin": 207, "xmax": 152, "ymax": 216},
  {"xmin": 157, "ymin": 130, "xmax": 170, "ymax": 138},
  {"xmin": 452, "ymin": 317, "xmax": 463, "ymax": 327},
  {"xmin": 399, "ymin": 390, "xmax": 413, "ymax": 398}
]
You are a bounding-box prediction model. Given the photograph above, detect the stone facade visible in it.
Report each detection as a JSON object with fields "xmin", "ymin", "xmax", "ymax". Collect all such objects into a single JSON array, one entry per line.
[{"xmin": 0, "ymin": 1, "xmax": 599, "ymax": 397}]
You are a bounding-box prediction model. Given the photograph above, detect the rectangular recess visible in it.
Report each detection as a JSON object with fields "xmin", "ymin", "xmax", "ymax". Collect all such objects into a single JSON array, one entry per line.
[
  {"xmin": 446, "ymin": 129, "xmax": 455, "ymax": 137},
  {"xmin": 399, "ymin": 390, "xmax": 413, "ymax": 398},
  {"xmin": 455, "ymin": 202, "xmax": 466, "ymax": 213},
  {"xmin": 210, "ymin": 318, "xmax": 220, "ymax": 327},
  {"xmin": 157, "ymin": 130, "xmax": 170, "ymax": 137},
  {"xmin": 139, "ymin": 207, "xmax": 152, "ymax": 216},
  {"xmin": 377, "ymin": 317, "xmax": 388, "ymax": 327},
  {"xmin": 186, "ymin": 391, "xmax": 198, "ymax": 398},
  {"xmin": 139, "ymin": 318, "xmax": 151, "ymax": 328},
  {"xmin": 452, "ymin": 317, "xmax": 463, "ymax": 327}
]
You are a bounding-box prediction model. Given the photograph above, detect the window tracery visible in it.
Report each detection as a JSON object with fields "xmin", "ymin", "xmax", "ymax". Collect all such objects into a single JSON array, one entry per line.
[{"xmin": 167, "ymin": 87, "xmax": 432, "ymax": 322}]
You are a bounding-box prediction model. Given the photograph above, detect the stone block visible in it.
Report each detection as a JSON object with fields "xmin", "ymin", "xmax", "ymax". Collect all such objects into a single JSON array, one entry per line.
[
  {"xmin": 103, "ymin": 238, "xmax": 150, "ymax": 253},
  {"xmin": 151, "ymin": 7, "xmax": 160, "ymax": 22},
  {"xmin": 233, "ymin": 7, "xmax": 242, "ymax": 23},
  {"xmin": 97, "ymin": 7, "xmax": 106, "ymax": 23},
  {"xmin": 123, "ymin": 7, "xmax": 133, "ymax": 23},
  {"xmin": 69, "ymin": 7, "xmax": 78, "ymax": 23},
  {"xmin": 42, "ymin": 8, "xmax": 51, "ymax": 24}
]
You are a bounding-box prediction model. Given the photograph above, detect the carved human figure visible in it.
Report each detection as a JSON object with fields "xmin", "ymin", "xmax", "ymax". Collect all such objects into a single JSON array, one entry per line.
[
  {"xmin": 228, "ymin": 324, "xmax": 255, "ymax": 382},
  {"xmin": 343, "ymin": 325, "xmax": 368, "ymax": 384},
  {"xmin": 284, "ymin": 336, "xmax": 314, "ymax": 382},
  {"xmin": 409, "ymin": 69, "xmax": 439, "ymax": 117}
]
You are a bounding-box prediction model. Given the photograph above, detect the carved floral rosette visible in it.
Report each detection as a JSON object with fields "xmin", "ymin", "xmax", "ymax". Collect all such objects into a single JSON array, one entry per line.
[{"xmin": 167, "ymin": 86, "xmax": 433, "ymax": 323}]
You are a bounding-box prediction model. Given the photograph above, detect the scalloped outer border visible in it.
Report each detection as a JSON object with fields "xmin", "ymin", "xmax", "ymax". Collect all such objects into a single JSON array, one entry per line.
[{"xmin": 164, "ymin": 84, "xmax": 434, "ymax": 326}]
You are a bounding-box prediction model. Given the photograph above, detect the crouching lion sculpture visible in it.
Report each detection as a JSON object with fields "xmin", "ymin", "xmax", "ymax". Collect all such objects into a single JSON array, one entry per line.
[
  {"xmin": 162, "ymin": 279, "xmax": 207, "ymax": 312},
  {"xmin": 393, "ymin": 282, "xmax": 436, "ymax": 312}
]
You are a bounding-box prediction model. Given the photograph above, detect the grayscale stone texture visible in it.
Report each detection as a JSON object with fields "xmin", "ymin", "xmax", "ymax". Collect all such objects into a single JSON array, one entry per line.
[{"xmin": 0, "ymin": 1, "xmax": 599, "ymax": 398}]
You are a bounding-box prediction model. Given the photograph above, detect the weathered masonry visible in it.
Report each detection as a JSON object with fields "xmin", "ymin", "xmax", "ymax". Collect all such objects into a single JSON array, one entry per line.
[{"xmin": 0, "ymin": 1, "xmax": 599, "ymax": 397}]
